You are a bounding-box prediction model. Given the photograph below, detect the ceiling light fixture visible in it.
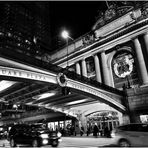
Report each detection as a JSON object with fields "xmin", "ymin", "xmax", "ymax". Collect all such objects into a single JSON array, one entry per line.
[
  {"xmin": 0, "ymin": 80, "xmax": 16, "ymax": 92},
  {"xmin": 66, "ymin": 99, "xmax": 88, "ymax": 106},
  {"xmin": 32, "ymin": 92, "xmax": 55, "ymax": 100}
]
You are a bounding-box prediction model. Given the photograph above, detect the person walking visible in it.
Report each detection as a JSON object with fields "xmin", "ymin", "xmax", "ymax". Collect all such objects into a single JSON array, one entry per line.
[
  {"xmin": 93, "ymin": 123, "xmax": 99, "ymax": 137},
  {"xmin": 86, "ymin": 125, "xmax": 91, "ymax": 136},
  {"xmin": 80, "ymin": 126, "xmax": 84, "ymax": 136}
]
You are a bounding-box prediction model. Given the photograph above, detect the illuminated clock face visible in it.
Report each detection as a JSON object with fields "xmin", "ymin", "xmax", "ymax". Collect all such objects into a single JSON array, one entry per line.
[{"xmin": 113, "ymin": 53, "xmax": 134, "ymax": 78}]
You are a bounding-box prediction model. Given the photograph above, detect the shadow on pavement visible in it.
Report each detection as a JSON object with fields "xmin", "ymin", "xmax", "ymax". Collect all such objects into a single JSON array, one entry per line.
[{"xmin": 99, "ymin": 144, "xmax": 118, "ymax": 147}]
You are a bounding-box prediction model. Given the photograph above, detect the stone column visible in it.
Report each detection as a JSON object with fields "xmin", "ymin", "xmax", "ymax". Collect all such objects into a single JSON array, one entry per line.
[
  {"xmin": 143, "ymin": 33, "xmax": 148, "ymax": 71},
  {"xmin": 76, "ymin": 62, "xmax": 81, "ymax": 75},
  {"xmin": 94, "ymin": 54, "xmax": 102, "ymax": 82},
  {"xmin": 133, "ymin": 38, "xmax": 148, "ymax": 84},
  {"xmin": 100, "ymin": 51, "xmax": 110, "ymax": 86},
  {"xmin": 143, "ymin": 33, "xmax": 148, "ymax": 55},
  {"xmin": 81, "ymin": 58, "xmax": 87, "ymax": 77}
]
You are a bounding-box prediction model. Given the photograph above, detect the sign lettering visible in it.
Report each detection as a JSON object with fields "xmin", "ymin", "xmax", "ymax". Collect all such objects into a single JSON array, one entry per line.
[{"xmin": 0, "ymin": 66, "xmax": 57, "ymax": 84}]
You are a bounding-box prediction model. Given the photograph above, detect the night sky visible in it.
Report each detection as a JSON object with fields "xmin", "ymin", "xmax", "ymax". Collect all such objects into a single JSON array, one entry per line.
[{"xmin": 50, "ymin": 1, "xmax": 107, "ymax": 41}]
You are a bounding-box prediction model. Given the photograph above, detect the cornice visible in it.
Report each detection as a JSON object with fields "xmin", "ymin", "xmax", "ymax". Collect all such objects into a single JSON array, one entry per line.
[{"xmin": 56, "ymin": 18, "xmax": 148, "ymax": 67}]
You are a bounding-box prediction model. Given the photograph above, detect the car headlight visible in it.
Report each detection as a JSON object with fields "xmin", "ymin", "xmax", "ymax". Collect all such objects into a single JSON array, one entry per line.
[
  {"xmin": 111, "ymin": 132, "xmax": 116, "ymax": 138},
  {"xmin": 57, "ymin": 132, "xmax": 62, "ymax": 137},
  {"xmin": 40, "ymin": 134, "xmax": 48, "ymax": 138}
]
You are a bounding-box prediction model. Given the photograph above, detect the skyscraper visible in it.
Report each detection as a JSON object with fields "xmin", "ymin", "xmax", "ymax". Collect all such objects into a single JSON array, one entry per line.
[{"xmin": 0, "ymin": 2, "xmax": 51, "ymax": 57}]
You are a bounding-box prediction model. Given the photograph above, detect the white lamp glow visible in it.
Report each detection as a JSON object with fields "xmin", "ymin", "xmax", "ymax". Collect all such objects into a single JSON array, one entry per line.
[{"xmin": 61, "ymin": 30, "xmax": 69, "ymax": 39}]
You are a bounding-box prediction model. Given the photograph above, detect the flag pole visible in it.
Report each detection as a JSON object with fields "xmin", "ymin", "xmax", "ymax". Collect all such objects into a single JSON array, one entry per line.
[{"xmin": 105, "ymin": 0, "xmax": 110, "ymax": 9}]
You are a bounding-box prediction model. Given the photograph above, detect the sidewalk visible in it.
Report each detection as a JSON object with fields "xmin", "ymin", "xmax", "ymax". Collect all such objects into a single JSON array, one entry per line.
[{"xmin": 63, "ymin": 133, "xmax": 110, "ymax": 138}]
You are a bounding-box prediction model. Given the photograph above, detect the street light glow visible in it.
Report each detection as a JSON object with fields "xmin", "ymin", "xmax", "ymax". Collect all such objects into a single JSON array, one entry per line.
[{"xmin": 61, "ymin": 30, "xmax": 69, "ymax": 39}]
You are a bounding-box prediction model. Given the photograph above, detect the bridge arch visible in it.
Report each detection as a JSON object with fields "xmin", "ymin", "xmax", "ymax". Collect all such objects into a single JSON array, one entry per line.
[
  {"xmin": 57, "ymin": 73, "xmax": 127, "ymax": 113},
  {"xmin": 0, "ymin": 56, "xmax": 127, "ymax": 115}
]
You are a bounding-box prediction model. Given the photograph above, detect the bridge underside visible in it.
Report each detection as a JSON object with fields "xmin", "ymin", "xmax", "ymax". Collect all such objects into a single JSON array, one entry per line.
[{"xmin": 0, "ymin": 49, "xmax": 126, "ymax": 123}]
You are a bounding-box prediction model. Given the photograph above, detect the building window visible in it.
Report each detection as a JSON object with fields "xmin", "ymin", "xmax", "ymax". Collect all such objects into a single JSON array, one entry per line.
[{"xmin": 86, "ymin": 57, "xmax": 95, "ymax": 79}]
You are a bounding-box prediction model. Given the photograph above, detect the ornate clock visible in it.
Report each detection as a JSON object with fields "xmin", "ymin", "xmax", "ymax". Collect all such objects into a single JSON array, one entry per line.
[{"xmin": 113, "ymin": 54, "xmax": 134, "ymax": 78}]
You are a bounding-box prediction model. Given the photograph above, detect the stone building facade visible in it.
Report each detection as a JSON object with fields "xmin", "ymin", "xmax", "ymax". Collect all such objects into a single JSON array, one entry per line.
[{"xmin": 50, "ymin": 2, "xmax": 148, "ymax": 125}]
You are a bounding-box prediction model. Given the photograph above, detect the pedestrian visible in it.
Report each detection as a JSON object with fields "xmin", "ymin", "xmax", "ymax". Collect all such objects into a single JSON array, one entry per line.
[
  {"xmin": 93, "ymin": 123, "xmax": 99, "ymax": 137},
  {"xmin": 75, "ymin": 124, "xmax": 80, "ymax": 136},
  {"xmin": 80, "ymin": 126, "xmax": 84, "ymax": 136},
  {"xmin": 104, "ymin": 126, "xmax": 110, "ymax": 137},
  {"xmin": 86, "ymin": 125, "xmax": 91, "ymax": 136}
]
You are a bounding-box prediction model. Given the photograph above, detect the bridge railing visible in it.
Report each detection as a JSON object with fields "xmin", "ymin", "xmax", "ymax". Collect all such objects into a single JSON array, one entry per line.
[{"xmin": 65, "ymin": 70, "xmax": 125, "ymax": 96}]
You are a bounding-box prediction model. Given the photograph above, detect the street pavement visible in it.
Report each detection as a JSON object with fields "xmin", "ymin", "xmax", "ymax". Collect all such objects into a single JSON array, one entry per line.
[{"xmin": 0, "ymin": 136, "xmax": 116, "ymax": 147}]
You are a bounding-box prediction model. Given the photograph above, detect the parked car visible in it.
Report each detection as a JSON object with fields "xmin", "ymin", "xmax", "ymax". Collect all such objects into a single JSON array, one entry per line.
[
  {"xmin": 8, "ymin": 123, "xmax": 62, "ymax": 147},
  {"xmin": 110, "ymin": 123, "xmax": 148, "ymax": 147}
]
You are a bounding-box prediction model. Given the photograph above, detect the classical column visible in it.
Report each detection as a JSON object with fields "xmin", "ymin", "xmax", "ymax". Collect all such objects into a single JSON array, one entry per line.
[
  {"xmin": 143, "ymin": 33, "xmax": 148, "ymax": 55},
  {"xmin": 94, "ymin": 54, "xmax": 102, "ymax": 82},
  {"xmin": 133, "ymin": 37, "xmax": 148, "ymax": 84},
  {"xmin": 81, "ymin": 58, "xmax": 87, "ymax": 77},
  {"xmin": 76, "ymin": 62, "xmax": 81, "ymax": 75},
  {"xmin": 100, "ymin": 51, "xmax": 110, "ymax": 86},
  {"xmin": 143, "ymin": 33, "xmax": 148, "ymax": 70}
]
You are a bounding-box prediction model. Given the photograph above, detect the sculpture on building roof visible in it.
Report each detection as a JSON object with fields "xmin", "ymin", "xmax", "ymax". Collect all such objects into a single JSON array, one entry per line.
[{"xmin": 92, "ymin": 1, "xmax": 138, "ymax": 31}]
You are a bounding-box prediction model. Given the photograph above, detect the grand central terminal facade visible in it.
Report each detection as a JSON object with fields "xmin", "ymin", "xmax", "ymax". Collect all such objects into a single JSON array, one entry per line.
[
  {"xmin": 0, "ymin": 2, "xmax": 148, "ymax": 134},
  {"xmin": 49, "ymin": 2, "xmax": 148, "ymax": 130}
]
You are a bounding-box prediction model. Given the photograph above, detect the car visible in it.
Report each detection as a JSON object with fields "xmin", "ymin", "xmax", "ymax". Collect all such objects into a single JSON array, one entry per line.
[
  {"xmin": 110, "ymin": 123, "xmax": 148, "ymax": 147},
  {"xmin": 8, "ymin": 123, "xmax": 62, "ymax": 147}
]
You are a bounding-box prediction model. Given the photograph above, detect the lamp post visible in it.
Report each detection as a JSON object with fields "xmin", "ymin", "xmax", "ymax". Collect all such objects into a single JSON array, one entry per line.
[
  {"xmin": 61, "ymin": 30, "xmax": 74, "ymax": 96},
  {"xmin": 61, "ymin": 30, "xmax": 73, "ymax": 70}
]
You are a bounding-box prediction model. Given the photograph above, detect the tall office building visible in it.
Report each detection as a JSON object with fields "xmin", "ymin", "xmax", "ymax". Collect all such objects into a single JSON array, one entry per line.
[{"xmin": 0, "ymin": 2, "xmax": 51, "ymax": 57}]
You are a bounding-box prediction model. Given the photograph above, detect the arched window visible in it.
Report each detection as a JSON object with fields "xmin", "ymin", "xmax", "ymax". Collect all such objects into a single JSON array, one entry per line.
[{"xmin": 112, "ymin": 50, "xmax": 139, "ymax": 89}]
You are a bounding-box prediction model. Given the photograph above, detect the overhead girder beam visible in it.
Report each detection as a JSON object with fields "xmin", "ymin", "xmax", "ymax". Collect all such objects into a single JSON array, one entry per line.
[
  {"xmin": 8, "ymin": 85, "xmax": 53, "ymax": 104},
  {"xmin": 48, "ymin": 96, "xmax": 94, "ymax": 106},
  {"xmin": 32, "ymin": 94, "xmax": 80, "ymax": 105},
  {"xmin": 40, "ymin": 94, "xmax": 85, "ymax": 106},
  {"xmin": 0, "ymin": 82, "xmax": 30, "ymax": 98},
  {"xmin": 3, "ymin": 83, "xmax": 37, "ymax": 100},
  {"xmin": 18, "ymin": 85, "xmax": 59, "ymax": 104},
  {"xmin": 57, "ymin": 100, "xmax": 98, "ymax": 108},
  {"xmin": 4, "ymin": 84, "xmax": 44, "ymax": 101}
]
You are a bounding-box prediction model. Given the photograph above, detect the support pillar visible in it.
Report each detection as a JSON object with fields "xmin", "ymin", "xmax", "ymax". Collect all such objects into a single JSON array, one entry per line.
[
  {"xmin": 100, "ymin": 51, "xmax": 110, "ymax": 86},
  {"xmin": 143, "ymin": 33, "xmax": 148, "ymax": 55},
  {"xmin": 94, "ymin": 54, "xmax": 102, "ymax": 82},
  {"xmin": 133, "ymin": 38, "xmax": 148, "ymax": 84},
  {"xmin": 76, "ymin": 62, "xmax": 81, "ymax": 75},
  {"xmin": 143, "ymin": 33, "xmax": 148, "ymax": 71},
  {"xmin": 81, "ymin": 58, "xmax": 87, "ymax": 77}
]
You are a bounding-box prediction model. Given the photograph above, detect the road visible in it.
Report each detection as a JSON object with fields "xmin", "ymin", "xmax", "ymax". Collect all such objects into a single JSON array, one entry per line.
[{"xmin": 0, "ymin": 136, "xmax": 115, "ymax": 147}]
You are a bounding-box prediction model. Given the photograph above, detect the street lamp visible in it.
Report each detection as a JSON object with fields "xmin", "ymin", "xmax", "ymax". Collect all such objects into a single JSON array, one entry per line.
[{"xmin": 61, "ymin": 30, "xmax": 74, "ymax": 69}]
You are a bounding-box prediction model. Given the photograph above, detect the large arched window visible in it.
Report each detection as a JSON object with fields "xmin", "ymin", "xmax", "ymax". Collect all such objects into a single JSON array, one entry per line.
[
  {"xmin": 86, "ymin": 57, "xmax": 95, "ymax": 79},
  {"xmin": 112, "ymin": 50, "xmax": 139, "ymax": 89}
]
